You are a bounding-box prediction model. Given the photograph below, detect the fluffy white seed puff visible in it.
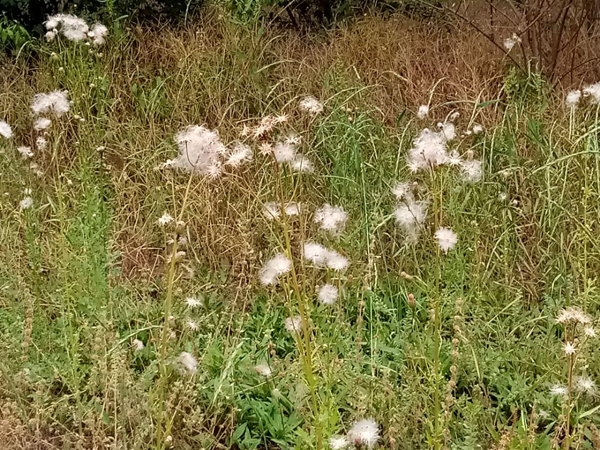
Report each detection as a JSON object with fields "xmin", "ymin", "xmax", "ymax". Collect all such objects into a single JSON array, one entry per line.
[
  {"xmin": 171, "ymin": 125, "xmax": 227, "ymax": 175},
  {"xmin": 20, "ymin": 196, "xmax": 33, "ymax": 210},
  {"xmin": 329, "ymin": 436, "xmax": 350, "ymax": 450},
  {"xmin": 460, "ymin": 159, "xmax": 483, "ymax": 182},
  {"xmin": 225, "ymin": 142, "xmax": 253, "ymax": 167},
  {"xmin": 31, "ymin": 91, "xmax": 70, "ymax": 116},
  {"xmin": 347, "ymin": 418, "xmax": 380, "ymax": 448},
  {"xmin": 318, "ymin": 284, "xmax": 338, "ymax": 305},
  {"xmin": 273, "ymin": 139, "xmax": 297, "ymax": 163},
  {"xmin": 566, "ymin": 90, "xmax": 582, "ymax": 109},
  {"xmin": 34, "ymin": 117, "xmax": 52, "ymax": 131},
  {"xmin": 583, "ymin": 83, "xmax": 600, "ymax": 104},
  {"xmin": 262, "ymin": 201, "xmax": 302, "ymax": 220},
  {"xmin": 46, "ymin": 14, "xmax": 89, "ymax": 41},
  {"xmin": 0, "ymin": 121, "xmax": 12, "ymax": 139},
  {"xmin": 177, "ymin": 352, "xmax": 198, "ymax": 375},
  {"xmin": 185, "ymin": 297, "xmax": 202, "ymax": 308},
  {"xmin": 303, "ymin": 242, "xmax": 349, "ymax": 271},
  {"xmin": 407, "ymin": 128, "xmax": 449, "ymax": 172},
  {"xmin": 549, "ymin": 384, "xmax": 567, "ymax": 396},
  {"xmin": 564, "ymin": 342, "xmax": 576, "ymax": 355},
  {"xmin": 556, "ymin": 307, "xmax": 592, "ymax": 324},
  {"xmin": 284, "ymin": 315, "xmax": 303, "ymax": 333},
  {"xmin": 259, "ymin": 253, "xmax": 292, "ymax": 286},
  {"xmin": 503, "ymin": 33, "xmax": 521, "ymax": 51},
  {"xmin": 88, "ymin": 23, "xmax": 108, "ymax": 46},
  {"xmin": 299, "ymin": 96, "xmax": 324, "ymax": 115},
  {"xmin": 576, "ymin": 377, "xmax": 596, "ymax": 394},
  {"xmin": 157, "ymin": 212, "xmax": 174, "ymax": 226},
  {"xmin": 417, "ymin": 104, "xmax": 429, "ymax": 119},
  {"xmin": 254, "ymin": 363, "xmax": 272, "ymax": 377},
  {"xmin": 314, "ymin": 204, "xmax": 348, "ymax": 234},
  {"xmin": 394, "ymin": 199, "xmax": 428, "ymax": 241},
  {"xmin": 435, "ymin": 227, "xmax": 458, "ymax": 252}
]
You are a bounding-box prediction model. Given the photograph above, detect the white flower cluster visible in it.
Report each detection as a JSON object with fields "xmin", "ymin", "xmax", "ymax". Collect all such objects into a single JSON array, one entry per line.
[
  {"xmin": 314, "ymin": 203, "xmax": 347, "ymax": 234},
  {"xmin": 271, "ymin": 135, "xmax": 314, "ymax": 173},
  {"xmin": 331, "ymin": 418, "xmax": 380, "ymax": 449},
  {"xmin": 259, "ymin": 253, "xmax": 292, "ymax": 286},
  {"xmin": 303, "ymin": 241, "xmax": 349, "ymax": 271},
  {"xmin": 46, "ymin": 14, "xmax": 108, "ymax": 45}
]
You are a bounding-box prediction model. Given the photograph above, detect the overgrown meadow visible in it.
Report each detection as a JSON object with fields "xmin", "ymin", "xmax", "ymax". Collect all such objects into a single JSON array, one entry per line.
[{"xmin": 2, "ymin": 9, "xmax": 600, "ymax": 450}]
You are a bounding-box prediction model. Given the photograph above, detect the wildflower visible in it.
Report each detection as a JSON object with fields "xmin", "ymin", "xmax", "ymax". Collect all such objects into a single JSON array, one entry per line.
[
  {"xmin": 564, "ymin": 342, "xmax": 576, "ymax": 355},
  {"xmin": 417, "ymin": 104, "xmax": 429, "ymax": 119},
  {"xmin": 583, "ymin": 83, "xmax": 600, "ymax": 104},
  {"xmin": 259, "ymin": 253, "xmax": 292, "ymax": 286},
  {"xmin": 185, "ymin": 297, "xmax": 202, "ymax": 308},
  {"xmin": 272, "ymin": 140, "xmax": 296, "ymax": 163},
  {"xmin": 284, "ymin": 202, "xmax": 302, "ymax": 216},
  {"xmin": 186, "ymin": 320, "xmax": 199, "ymax": 331},
  {"xmin": 314, "ymin": 204, "xmax": 348, "ymax": 234},
  {"xmin": 303, "ymin": 242, "xmax": 329, "ymax": 266},
  {"xmin": 435, "ymin": 227, "xmax": 458, "ymax": 252},
  {"xmin": 576, "ymin": 377, "xmax": 596, "ymax": 395},
  {"xmin": 460, "ymin": 159, "xmax": 483, "ymax": 182},
  {"xmin": 556, "ymin": 307, "xmax": 592, "ymax": 324},
  {"xmin": 177, "ymin": 351, "xmax": 198, "ymax": 375},
  {"xmin": 549, "ymin": 384, "xmax": 567, "ymax": 396},
  {"xmin": 20, "ymin": 196, "xmax": 33, "ymax": 210},
  {"xmin": 329, "ymin": 436, "xmax": 350, "ymax": 450},
  {"xmin": 226, "ymin": 142, "xmax": 253, "ymax": 167},
  {"xmin": 584, "ymin": 326, "xmax": 597, "ymax": 338},
  {"xmin": 34, "ymin": 117, "xmax": 52, "ymax": 131},
  {"xmin": 0, "ymin": 121, "xmax": 12, "ymax": 139},
  {"xmin": 325, "ymin": 250, "xmax": 349, "ymax": 271},
  {"xmin": 88, "ymin": 23, "xmax": 108, "ymax": 46},
  {"xmin": 254, "ymin": 363, "xmax": 272, "ymax": 377},
  {"xmin": 132, "ymin": 339, "xmax": 144, "ymax": 351},
  {"xmin": 31, "ymin": 90, "xmax": 70, "ymax": 116},
  {"xmin": 170, "ymin": 125, "xmax": 227, "ymax": 175},
  {"xmin": 289, "ymin": 155, "xmax": 314, "ymax": 173},
  {"xmin": 284, "ymin": 315, "xmax": 303, "ymax": 333},
  {"xmin": 263, "ymin": 202, "xmax": 281, "ymax": 220},
  {"xmin": 166, "ymin": 251, "xmax": 186, "ymax": 264},
  {"xmin": 407, "ymin": 128, "xmax": 448, "ymax": 172},
  {"xmin": 347, "ymin": 418, "xmax": 380, "ymax": 448},
  {"xmin": 566, "ymin": 90, "xmax": 581, "ymax": 109},
  {"xmin": 472, "ymin": 124, "xmax": 483, "ymax": 134},
  {"xmin": 318, "ymin": 284, "xmax": 338, "ymax": 305},
  {"xmin": 503, "ymin": 33, "xmax": 521, "ymax": 51},
  {"xmin": 391, "ymin": 181, "xmax": 411, "ymax": 201},
  {"xmin": 299, "ymin": 96, "xmax": 324, "ymax": 115},
  {"xmin": 36, "ymin": 136, "xmax": 47, "ymax": 152},
  {"xmin": 46, "ymin": 14, "xmax": 89, "ymax": 42},
  {"xmin": 157, "ymin": 212, "xmax": 174, "ymax": 226},
  {"xmin": 447, "ymin": 150, "xmax": 462, "ymax": 166},
  {"xmin": 259, "ymin": 142, "xmax": 273, "ymax": 155}
]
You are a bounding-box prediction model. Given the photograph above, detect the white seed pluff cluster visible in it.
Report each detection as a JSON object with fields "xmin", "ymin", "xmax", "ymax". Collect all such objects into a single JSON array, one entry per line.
[
  {"xmin": 254, "ymin": 363, "xmax": 272, "ymax": 377},
  {"xmin": 407, "ymin": 128, "xmax": 449, "ymax": 172},
  {"xmin": 226, "ymin": 142, "xmax": 253, "ymax": 167},
  {"xmin": 303, "ymin": 242, "xmax": 349, "ymax": 271},
  {"xmin": 177, "ymin": 352, "xmax": 198, "ymax": 375},
  {"xmin": 556, "ymin": 307, "xmax": 592, "ymax": 324},
  {"xmin": 583, "ymin": 83, "xmax": 600, "ymax": 103},
  {"xmin": 566, "ymin": 90, "xmax": 582, "ymax": 109},
  {"xmin": 45, "ymin": 14, "xmax": 108, "ymax": 46},
  {"xmin": 417, "ymin": 104, "xmax": 429, "ymax": 119},
  {"xmin": 0, "ymin": 121, "xmax": 12, "ymax": 139},
  {"xmin": 259, "ymin": 253, "xmax": 292, "ymax": 286},
  {"xmin": 318, "ymin": 284, "xmax": 338, "ymax": 305},
  {"xmin": 347, "ymin": 418, "xmax": 380, "ymax": 448},
  {"xmin": 262, "ymin": 202, "xmax": 302, "ymax": 220},
  {"xmin": 393, "ymin": 199, "xmax": 428, "ymax": 242},
  {"xmin": 20, "ymin": 196, "xmax": 34, "ymax": 210},
  {"xmin": 284, "ymin": 315, "xmax": 303, "ymax": 333},
  {"xmin": 329, "ymin": 436, "xmax": 349, "ymax": 450},
  {"xmin": 435, "ymin": 227, "xmax": 458, "ymax": 252},
  {"xmin": 503, "ymin": 33, "xmax": 521, "ymax": 51},
  {"xmin": 299, "ymin": 96, "xmax": 324, "ymax": 115},
  {"xmin": 34, "ymin": 117, "xmax": 52, "ymax": 131},
  {"xmin": 170, "ymin": 125, "xmax": 227, "ymax": 175},
  {"xmin": 314, "ymin": 203, "xmax": 348, "ymax": 234},
  {"xmin": 460, "ymin": 159, "xmax": 483, "ymax": 182},
  {"xmin": 271, "ymin": 136, "xmax": 314, "ymax": 173},
  {"xmin": 31, "ymin": 90, "xmax": 70, "ymax": 116}
]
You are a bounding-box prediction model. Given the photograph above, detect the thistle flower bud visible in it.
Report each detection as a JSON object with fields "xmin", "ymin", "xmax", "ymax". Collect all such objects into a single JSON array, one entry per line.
[
  {"xmin": 407, "ymin": 293, "xmax": 416, "ymax": 308},
  {"xmin": 400, "ymin": 271, "xmax": 413, "ymax": 280}
]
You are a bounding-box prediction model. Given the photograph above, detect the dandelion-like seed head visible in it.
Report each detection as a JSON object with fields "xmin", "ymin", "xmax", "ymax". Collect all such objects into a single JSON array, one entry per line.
[
  {"xmin": 262, "ymin": 202, "xmax": 281, "ymax": 220},
  {"xmin": 177, "ymin": 351, "xmax": 198, "ymax": 375},
  {"xmin": 394, "ymin": 200, "xmax": 428, "ymax": 239},
  {"xmin": 347, "ymin": 418, "xmax": 380, "ymax": 448},
  {"xmin": 31, "ymin": 90, "xmax": 70, "ymax": 116},
  {"xmin": 289, "ymin": 155, "xmax": 314, "ymax": 173},
  {"xmin": 303, "ymin": 242, "xmax": 329, "ymax": 266},
  {"xmin": 325, "ymin": 249, "xmax": 349, "ymax": 271},
  {"xmin": 284, "ymin": 202, "xmax": 302, "ymax": 216},
  {"xmin": 0, "ymin": 121, "xmax": 12, "ymax": 139},
  {"xmin": 329, "ymin": 435, "xmax": 350, "ymax": 450},
  {"xmin": 89, "ymin": 23, "xmax": 108, "ymax": 46},
  {"xmin": 435, "ymin": 227, "xmax": 458, "ymax": 253},
  {"xmin": 259, "ymin": 253, "xmax": 292, "ymax": 286},
  {"xmin": 186, "ymin": 320, "xmax": 199, "ymax": 331},
  {"xmin": 314, "ymin": 203, "xmax": 348, "ymax": 234},
  {"xmin": 503, "ymin": 33, "xmax": 522, "ymax": 51},
  {"xmin": 407, "ymin": 128, "xmax": 449, "ymax": 172},
  {"xmin": 583, "ymin": 83, "xmax": 600, "ymax": 104},
  {"xmin": 299, "ymin": 96, "xmax": 324, "ymax": 115},
  {"xmin": 284, "ymin": 315, "xmax": 303, "ymax": 333},
  {"xmin": 272, "ymin": 140, "xmax": 297, "ymax": 163},
  {"xmin": 34, "ymin": 117, "xmax": 52, "ymax": 131},
  {"xmin": 20, "ymin": 196, "xmax": 33, "ymax": 210},
  {"xmin": 36, "ymin": 136, "xmax": 47, "ymax": 152},
  {"xmin": 460, "ymin": 159, "xmax": 483, "ymax": 183},
  {"xmin": 549, "ymin": 384, "xmax": 567, "ymax": 396},
  {"xmin": 157, "ymin": 212, "xmax": 174, "ymax": 226},
  {"xmin": 318, "ymin": 284, "xmax": 339, "ymax": 305},
  {"xmin": 417, "ymin": 104, "xmax": 429, "ymax": 119},
  {"xmin": 185, "ymin": 296, "xmax": 202, "ymax": 308},
  {"xmin": 584, "ymin": 326, "xmax": 597, "ymax": 338},
  {"xmin": 391, "ymin": 181, "xmax": 412, "ymax": 201},
  {"xmin": 564, "ymin": 342, "xmax": 576, "ymax": 355},
  {"xmin": 254, "ymin": 363, "xmax": 272, "ymax": 377},
  {"xmin": 566, "ymin": 90, "xmax": 582, "ymax": 109},
  {"xmin": 556, "ymin": 307, "xmax": 592, "ymax": 324},
  {"xmin": 170, "ymin": 125, "xmax": 227, "ymax": 175},
  {"xmin": 226, "ymin": 142, "xmax": 253, "ymax": 167},
  {"xmin": 472, "ymin": 124, "xmax": 483, "ymax": 134},
  {"xmin": 132, "ymin": 339, "xmax": 144, "ymax": 351},
  {"xmin": 576, "ymin": 377, "xmax": 596, "ymax": 395}
]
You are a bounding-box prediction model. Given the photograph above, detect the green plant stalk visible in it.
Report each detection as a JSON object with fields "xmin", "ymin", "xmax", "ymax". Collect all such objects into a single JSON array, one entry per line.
[
  {"xmin": 276, "ymin": 166, "xmax": 323, "ymax": 450},
  {"xmin": 563, "ymin": 323, "xmax": 576, "ymax": 450}
]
